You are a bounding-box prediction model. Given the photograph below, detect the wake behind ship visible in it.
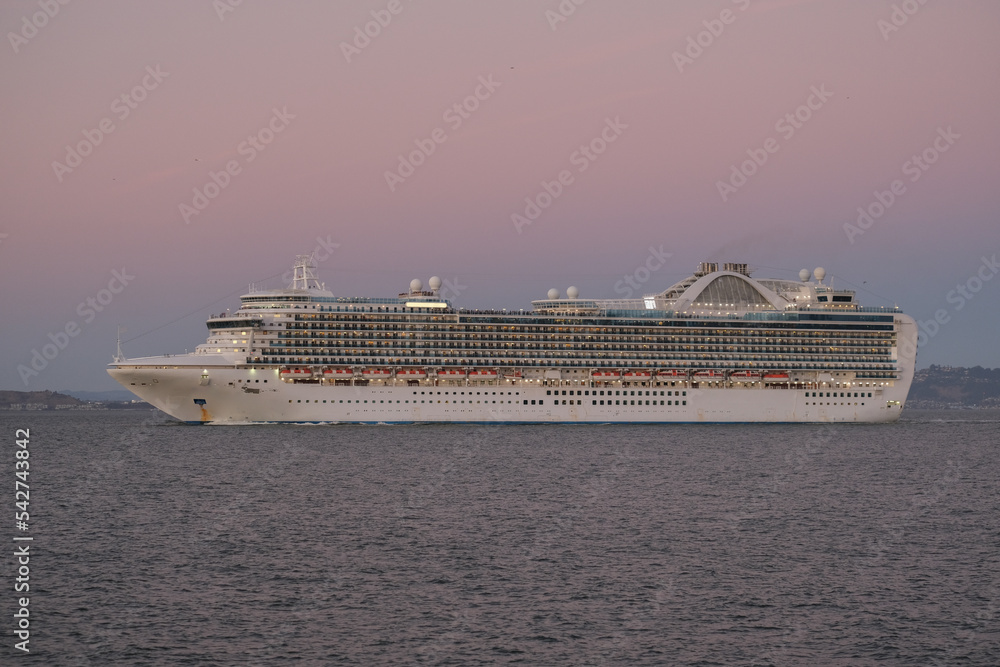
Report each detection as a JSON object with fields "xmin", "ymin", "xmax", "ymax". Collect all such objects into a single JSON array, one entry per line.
[{"xmin": 109, "ymin": 256, "xmax": 916, "ymax": 424}]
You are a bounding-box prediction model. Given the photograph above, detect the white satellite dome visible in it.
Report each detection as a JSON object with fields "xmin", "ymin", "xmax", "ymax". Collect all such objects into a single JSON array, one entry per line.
[
  {"xmin": 799, "ymin": 269, "xmax": 811, "ymax": 282},
  {"xmin": 428, "ymin": 276, "xmax": 442, "ymax": 291},
  {"xmin": 410, "ymin": 278, "xmax": 422, "ymax": 292},
  {"xmin": 813, "ymin": 267, "xmax": 826, "ymax": 283},
  {"xmin": 547, "ymin": 288, "xmax": 560, "ymax": 300},
  {"xmin": 566, "ymin": 286, "xmax": 579, "ymax": 299}
]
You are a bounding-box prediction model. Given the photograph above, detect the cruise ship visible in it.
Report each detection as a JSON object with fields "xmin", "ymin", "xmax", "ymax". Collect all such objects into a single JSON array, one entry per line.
[{"xmin": 109, "ymin": 256, "xmax": 916, "ymax": 424}]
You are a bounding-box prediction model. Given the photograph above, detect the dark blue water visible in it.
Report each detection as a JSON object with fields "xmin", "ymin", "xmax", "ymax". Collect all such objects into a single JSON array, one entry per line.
[{"xmin": 2, "ymin": 410, "xmax": 998, "ymax": 665}]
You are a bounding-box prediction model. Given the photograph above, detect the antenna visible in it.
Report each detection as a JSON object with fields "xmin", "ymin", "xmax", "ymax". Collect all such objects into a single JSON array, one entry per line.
[{"xmin": 114, "ymin": 325, "xmax": 126, "ymax": 363}]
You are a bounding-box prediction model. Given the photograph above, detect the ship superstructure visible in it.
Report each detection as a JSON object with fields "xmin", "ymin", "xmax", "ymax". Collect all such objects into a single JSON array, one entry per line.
[{"xmin": 109, "ymin": 256, "xmax": 916, "ymax": 423}]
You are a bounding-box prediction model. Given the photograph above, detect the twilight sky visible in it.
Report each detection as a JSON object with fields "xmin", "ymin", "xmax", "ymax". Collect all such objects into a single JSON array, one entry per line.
[{"xmin": 2, "ymin": 0, "xmax": 998, "ymax": 392}]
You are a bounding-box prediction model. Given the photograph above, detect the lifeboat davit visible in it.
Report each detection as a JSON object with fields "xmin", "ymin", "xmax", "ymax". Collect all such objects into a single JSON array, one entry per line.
[{"xmin": 362, "ymin": 368, "xmax": 393, "ymax": 380}]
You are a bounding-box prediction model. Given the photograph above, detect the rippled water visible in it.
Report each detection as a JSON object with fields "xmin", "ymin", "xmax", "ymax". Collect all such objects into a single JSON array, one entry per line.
[{"xmin": 3, "ymin": 410, "xmax": 999, "ymax": 665}]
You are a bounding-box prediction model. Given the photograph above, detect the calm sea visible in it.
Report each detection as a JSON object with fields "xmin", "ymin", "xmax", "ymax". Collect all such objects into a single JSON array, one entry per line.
[{"xmin": 2, "ymin": 410, "xmax": 998, "ymax": 665}]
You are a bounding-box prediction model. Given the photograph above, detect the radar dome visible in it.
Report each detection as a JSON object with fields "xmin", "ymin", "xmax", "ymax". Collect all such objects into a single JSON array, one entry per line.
[
  {"xmin": 428, "ymin": 276, "xmax": 442, "ymax": 291},
  {"xmin": 410, "ymin": 278, "xmax": 422, "ymax": 292},
  {"xmin": 547, "ymin": 288, "xmax": 560, "ymax": 300},
  {"xmin": 566, "ymin": 286, "xmax": 579, "ymax": 299},
  {"xmin": 813, "ymin": 267, "xmax": 826, "ymax": 283},
  {"xmin": 799, "ymin": 269, "xmax": 810, "ymax": 282}
]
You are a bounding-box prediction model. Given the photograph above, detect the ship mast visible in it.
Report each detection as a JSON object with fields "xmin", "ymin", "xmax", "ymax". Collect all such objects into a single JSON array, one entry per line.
[
  {"xmin": 290, "ymin": 254, "xmax": 326, "ymax": 291},
  {"xmin": 113, "ymin": 325, "xmax": 126, "ymax": 363}
]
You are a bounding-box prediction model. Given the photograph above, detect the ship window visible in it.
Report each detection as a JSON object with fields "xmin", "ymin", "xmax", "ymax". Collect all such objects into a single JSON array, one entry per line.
[
  {"xmin": 547, "ymin": 390, "xmax": 551, "ymax": 395},
  {"xmin": 616, "ymin": 401, "xmax": 620, "ymax": 405},
  {"xmin": 524, "ymin": 400, "xmax": 528, "ymax": 404},
  {"xmin": 683, "ymin": 391, "xmax": 687, "ymax": 396},
  {"xmin": 683, "ymin": 400, "xmax": 687, "ymax": 405}
]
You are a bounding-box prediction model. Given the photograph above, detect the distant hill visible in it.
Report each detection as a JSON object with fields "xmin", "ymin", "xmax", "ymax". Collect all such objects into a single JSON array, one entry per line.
[
  {"xmin": 0, "ymin": 390, "xmax": 83, "ymax": 410},
  {"xmin": 61, "ymin": 390, "xmax": 137, "ymax": 402},
  {"xmin": 909, "ymin": 365, "xmax": 1000, "ymax": 408},
  {"xmin": 0, "ymin": 390, "xmax": 150, "ymax": 410}
]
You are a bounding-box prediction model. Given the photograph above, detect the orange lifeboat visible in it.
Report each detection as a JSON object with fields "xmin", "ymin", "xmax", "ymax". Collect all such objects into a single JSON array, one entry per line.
[
  {"xmin": 279, "ymin": 367, "xmax": 312, "ymax": 380},
  {"xmin": 438, "ymin": 369, "xmax": 467, "ymax": 378},
  {"xmin": 764, "ymin": 372, "xmax": 790, "ymax": 382},
  {"xmin": 622, "ymin": 371, "xmax": 653, "ymax": 380},
  {"xmin": 468, "ymin": 369, "xmax": 498, "ymax": 378},
  {"xmin": 591, "ymin": 371, "xmax": 620, "ymax": 381},
  {"xmin": 656, "ymin": 369, "xmax": 686, "ymax": 378},
  {"xmin": 322, "ymin": 368, "xmax": 354, "ymax": 379},
  {"xmin": 397, "ymin": 369, "xmax": 427, "ymax": 379},
  {"xmin": 362, "ymin": 368, "xmax": 393, "ymax": 380},
  {"xmin": 693, "ymin": 370, "xmax": 724, "ymax": 378},
  {"xmin": 730, "ymin": 370, "xmax": 760, "ymax": 380}
]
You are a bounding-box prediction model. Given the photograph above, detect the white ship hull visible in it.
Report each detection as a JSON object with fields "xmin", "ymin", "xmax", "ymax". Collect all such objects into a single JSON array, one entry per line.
[{"xmin": 109, "ymin": 363, "xmax": 912, "ymax": 424}]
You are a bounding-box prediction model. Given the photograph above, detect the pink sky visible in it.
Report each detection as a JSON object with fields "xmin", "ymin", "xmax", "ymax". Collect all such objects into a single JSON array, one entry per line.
[{"xmin": 1, "ymin": 0, "xmax": 998, "ymax": 391}]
